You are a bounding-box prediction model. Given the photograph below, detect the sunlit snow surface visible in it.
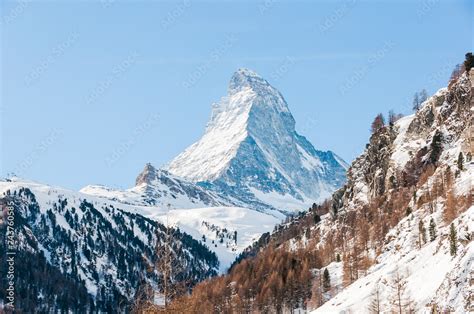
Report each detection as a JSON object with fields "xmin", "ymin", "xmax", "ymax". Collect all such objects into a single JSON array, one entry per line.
[{"xmin": 166, "ymin": 68, "xmax": 347, "ymax": 212}]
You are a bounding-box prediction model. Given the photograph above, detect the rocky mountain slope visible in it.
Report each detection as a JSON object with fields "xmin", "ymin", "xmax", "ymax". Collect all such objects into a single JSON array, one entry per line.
[
  {"xmin": 166, "ymin": 68, "xmax": 347, "ymax": 212},
  {"xmin": 172, "ymin": 66, "xmax": 473, "ymax": 313},
  {"xmin": 314, "ymin": 65, "xmax": 473, "ymax": 313}
]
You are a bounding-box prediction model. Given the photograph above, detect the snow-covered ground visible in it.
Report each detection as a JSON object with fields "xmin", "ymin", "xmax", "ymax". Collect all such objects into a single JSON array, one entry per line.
[
  {"xmin": 313, "ymin": 205, "xmax": 473, "ymax": 313},
  {"xmin": 147, "ymin": 206, "xmax": 282, "ymax": 272}
]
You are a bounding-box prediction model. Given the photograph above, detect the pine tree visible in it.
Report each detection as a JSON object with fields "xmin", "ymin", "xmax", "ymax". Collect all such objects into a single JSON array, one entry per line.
[
  {"xmin": 449, "ymin": 224, "xmax": 457, "ymax": 256},
  {"xmin": 412, "ymin": 92, "xmax": 420, "ymax": 111},
  {"xmin": 457, "ymin": 152, "xmax": 464, "ymax": 171},
  {"xmin": 464, "ymin": 52, "xmax": 474, "ymax": 72},
  {"xmin": 418, "ymin": 220, "xmax": 427, "ymax": 248},
  {"xmin": 419, "ymin": 89, "xmax": 428, "ymax": 104},
  {"xmin": 323, "ymin": 268, "xmax": 331, "ymax": 292},
  {"xmin": 429, "ymin": 130, "xmax": 443, "ymax": 165},
  {"xmin": 429, "ymin": 218, "xmax": 437, "ymax": 242}
]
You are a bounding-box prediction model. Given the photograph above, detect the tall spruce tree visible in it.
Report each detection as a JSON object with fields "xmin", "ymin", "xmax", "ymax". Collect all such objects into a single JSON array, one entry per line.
[
  {"xmin": 449, "ymin": 224, "xmax": 457, "ymax": 256},
  {"xmin": 323, "ymin": 268, "xmax": 331, "ymax": 292},
  {"xmin": 457, "ymin": 152, "xmax": 464, "ymax": 171},
  {"xmin": 429, "ymin": 218, "xmax": 437, "ymax": 242},
  {"xmin": 418, "ymin": 220, "xmax": 427, "ymax": 248},
  {"xmin": 429, "ymin": 131, "xmax": 443, "ymax": 165}
]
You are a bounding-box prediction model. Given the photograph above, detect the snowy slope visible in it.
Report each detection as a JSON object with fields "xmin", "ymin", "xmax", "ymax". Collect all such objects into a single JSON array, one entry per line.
[
  {"xmin": 147, "ymin": 206, "xmax": 283, "ymax": 272},
  {"xmin": 166, "ymin": 68, "xmax": 347, "ymax": 212},
  {"xmin": 314, "ymin": 206, "xmax": 473, "ymax": 313},
  {"xmin": 310, "ymin": 71, "xmax": 474, "ymax": 312}
]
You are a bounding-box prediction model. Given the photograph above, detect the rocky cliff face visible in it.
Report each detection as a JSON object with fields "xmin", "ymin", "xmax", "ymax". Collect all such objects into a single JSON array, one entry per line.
[{"xmin": 337, "ymin": 71, "xmax": 471, "ymax": 213}]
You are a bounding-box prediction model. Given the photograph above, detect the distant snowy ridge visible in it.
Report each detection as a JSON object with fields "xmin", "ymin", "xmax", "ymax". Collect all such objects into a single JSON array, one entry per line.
[{"xmin": 81, "ymin": 163, "xmax": 233, "ymax": 209}]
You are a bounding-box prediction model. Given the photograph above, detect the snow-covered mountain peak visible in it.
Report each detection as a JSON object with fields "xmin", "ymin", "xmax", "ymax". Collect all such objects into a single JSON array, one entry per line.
[
  {"xmin": 166, "ymin": 69, "xmax": 347, "ymax": 212},
  {"xmin": 228, "ymin": 68, "xmax": 274, "ymax": 95}
]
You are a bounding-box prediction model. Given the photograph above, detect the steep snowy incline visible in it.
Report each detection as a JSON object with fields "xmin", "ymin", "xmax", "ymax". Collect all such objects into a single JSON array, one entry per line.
[
  {"xmin": 166, "ymin": 68, "xmax": 347, "ymax": 212},
  {"xmin": 314, "ymin": 206, "xmax": 473, "ymax": 313}
]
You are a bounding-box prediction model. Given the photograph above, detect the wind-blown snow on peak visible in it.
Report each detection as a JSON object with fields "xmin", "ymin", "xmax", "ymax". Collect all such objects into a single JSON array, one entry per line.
[{"xmin": 166, "ymin": 69, "xmax": 347, "ymax": 212}]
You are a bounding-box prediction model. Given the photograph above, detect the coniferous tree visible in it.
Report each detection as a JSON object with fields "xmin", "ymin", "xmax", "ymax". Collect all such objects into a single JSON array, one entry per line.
[
  {"xmin": 388, "ymin": 110, "xmax": 396, "ymax": 126},
  {"xmin": 464, "ymin": 52, "xmax": 474, "ymax": 72},
  {"xmin": 418, "ymin": 220, "xmax": 427, "ymax": 248},
  {"xmin": 449, "ymin": 63, "xmax": 464, "ymax": 86},
  {"xmin": 412, "ymin": 89, "xmax": 428, "ymax": 111},
  {"xmin": 412, "ymin": 92, "xmax": 421, "ymax": 111},
  {"xmin": 323, "ymin": 268, "xmax": 331, "ymax": 292},
  {"xmin": 429, "ymin": 130, "xmax": 443, "ymax": 165},
  {"xmin": 457, "ymin": 152, "xmax": 464, "ymax": 171},
  {"xmin": 419, "ymin": 89, "xmax": 428, "ymax": 104},
  {"xmin": 429, "ymin": 218, "xmax": 437, "ymax": 242},
  {"xmin": 449, "ymin": 224, "xmax": 457, "ymax": 256},
  {"xmin": 444, "ymin": 189, "xmax": 457, "ymax": 224}
]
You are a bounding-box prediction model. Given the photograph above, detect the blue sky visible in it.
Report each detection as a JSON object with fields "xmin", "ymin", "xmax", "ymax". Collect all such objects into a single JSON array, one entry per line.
[{"xmin": 1, "ymin": 0, "xmax": 472, "ymax": 190}]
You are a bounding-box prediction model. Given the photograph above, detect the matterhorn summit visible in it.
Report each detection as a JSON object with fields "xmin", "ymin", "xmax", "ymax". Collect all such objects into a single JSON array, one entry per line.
[{"xmin": 166, "ymin": 68, "xmax": 347, "ymax": 212}]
